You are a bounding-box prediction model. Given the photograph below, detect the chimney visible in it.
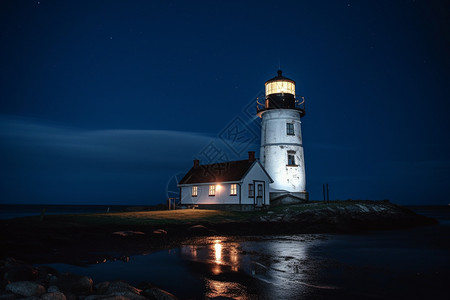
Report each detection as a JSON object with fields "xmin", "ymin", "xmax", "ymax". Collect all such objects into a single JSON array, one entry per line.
[
  {"xmin": 193, "ymin": 159, "xmax": 199, "ymax": 167},
  {"xmin": 248, "ymin": 151, "xmax": 255, "ymax": 162}
]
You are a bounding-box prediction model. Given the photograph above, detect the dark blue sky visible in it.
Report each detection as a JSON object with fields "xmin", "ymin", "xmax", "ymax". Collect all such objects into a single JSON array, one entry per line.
[{"xmin": 1, "ymin": 0, "xmax": 449, "ymax": 205}]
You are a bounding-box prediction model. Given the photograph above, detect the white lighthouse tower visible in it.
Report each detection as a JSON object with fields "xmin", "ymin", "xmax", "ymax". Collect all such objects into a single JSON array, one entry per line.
[{"xmin": 257, "ymin": 70, "xmax": 308, "ymax": 203}]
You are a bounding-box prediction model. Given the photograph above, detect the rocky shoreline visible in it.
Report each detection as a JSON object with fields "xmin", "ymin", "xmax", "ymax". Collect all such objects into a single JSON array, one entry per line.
[
  {"xmin": 0, "ymin": 201, "xmax": 439, "ymax": 299},
  {"xmin": 1, "ymin": 257, "xmax": 177, "ymax": 299}
]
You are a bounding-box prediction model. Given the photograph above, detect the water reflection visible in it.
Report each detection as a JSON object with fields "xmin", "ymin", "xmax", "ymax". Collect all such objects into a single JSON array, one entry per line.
[
  {"xmin": 180, "ymin": 235, "xmax": 325, "ymax": 299},
  {"xmin": 214, "ymin": 240, "xmax": 222, "ymax": 264},
  {"xmin": 205, "ymin": 279, "xmax": 249, "ymax": 300}
]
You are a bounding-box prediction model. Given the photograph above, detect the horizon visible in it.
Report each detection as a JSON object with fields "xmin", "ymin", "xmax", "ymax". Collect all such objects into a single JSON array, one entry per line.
[{"xmin": 1, "ymin": 201, "xmax": 448, "ymax": 207}]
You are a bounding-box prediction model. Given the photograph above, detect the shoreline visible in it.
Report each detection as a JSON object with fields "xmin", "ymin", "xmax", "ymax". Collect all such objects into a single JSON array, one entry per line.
[
  {"xmin": 0, "ymin": 201, "xmax": 444, "ymax": 299},
  {"xmin": 0, "ymin": 201, "xmax": 438, "ymax": 265}
]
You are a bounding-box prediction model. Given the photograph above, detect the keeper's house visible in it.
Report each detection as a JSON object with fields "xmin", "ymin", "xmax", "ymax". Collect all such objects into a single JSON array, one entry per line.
[{"xmin": 178, "ymin": 151, "xmax": 273, "ymax": 210}]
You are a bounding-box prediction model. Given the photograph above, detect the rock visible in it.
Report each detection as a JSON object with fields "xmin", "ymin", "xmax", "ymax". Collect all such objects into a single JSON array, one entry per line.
[
  {"xmin": 2, "ymin": 258, "xmax": 24, "ymax": 267},
  {"xmin": 35, "ymin": 266, "xmax": 57, "ymax": 286},
  {"xmin": 104, "ymin": 281, "xmax": 141, "ymax": 295},
  {"xmin": 142, "ymin": 288, "xmax": 177, "ymax": 300},
  {"xmin": 85, "ymin": 296, "xmax": 129, "ymax": 300},
  {"xmin": 63, "ymin": 294, "xmax": 78, "ymax": 300},
  {"xmin": 110, "ymin": 292, "xmax": 146, "ymax": 300},
  {"xmin": 48, "ymin": 285, "xmax": 60, "ymax": 293},
  {"xmin": 36, "ymin": 265, "xmax": 59, "ymax": 276},
  {"xmin": 94, "ymin": 281, "xmax": 110, "ymax": 294},
  {"xmin": 41, "ymin": 292, "xmax": 67, "ymax": 300},
  {"xmin": 102, "ymin": 280, "xmax": 147, "ymax": 299},
  {"xmin": 0, "ymin": 292, "xmax": 18, "ymax": 300},
  {"xmin": 152, "ymin": 229, "xmax": 167, "ymax": 235},
  {"xmin": 188, "ymin": 224, "xmax": 207, "ymax": 231},
  {"xmin": 0, "ymin": 279, "xmax": 9, "ymax": 290},
  {"xmin": 187, "ymin": 225, "xmax": 211, "ymax": 235},
  {"xmin": 135, "ymin": 282, "xmax": 155, "ymax": 290},
  {"xmin": 5, "ymin": 281, "xmax": 45, "ymax": 297},
  {"xmin": 49, "ymin": 273, "xmax": 93, "ymax": 294},
  {"xmin": 3, "ymin": 265, "xmax": 37, "ymax": 282},
  {"xmin": 112, "ymin": 231, "xmax": 145, "ymax": 237}
]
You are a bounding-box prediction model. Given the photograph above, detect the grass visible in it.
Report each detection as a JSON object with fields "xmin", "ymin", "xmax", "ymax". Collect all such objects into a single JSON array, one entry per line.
[
  {"xmin": 19, "ymin": 200, "xmax": 383, "ymax": 227},
  {"xmin": 55, "ymin": 209, "xmax": 246, "ymax": 226}
]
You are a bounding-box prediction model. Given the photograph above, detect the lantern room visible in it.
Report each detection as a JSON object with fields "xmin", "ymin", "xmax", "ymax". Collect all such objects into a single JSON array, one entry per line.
[
  {"xmin": 265, "ymin": 70, "xmax": 296, "ymax": 96},
  {"xmin": 257, "ymin": 70, "xmax": 305, "ymax": 117}
]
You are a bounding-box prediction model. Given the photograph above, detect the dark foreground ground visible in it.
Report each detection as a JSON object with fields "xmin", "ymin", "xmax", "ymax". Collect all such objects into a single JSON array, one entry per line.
[{"xmin": 0, "ymin": 201, "xmax": 437, "ymax": 265}]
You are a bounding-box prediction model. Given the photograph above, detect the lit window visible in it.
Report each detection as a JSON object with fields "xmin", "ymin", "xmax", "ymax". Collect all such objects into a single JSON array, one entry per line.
[
  {"xmin": 192, "ymin": 186, "xmax": 198, "ymax": 197},
  {"xmin": 286, "ymin": 123, "xmax": 294, "ymax": 135},
  {"xmin": 288, "ymin": 151, "xmax": 296, "ymax": 166},
  {"xmin": 230, "ymin": 184, "xmax": 237, "ymax": 196},
  {"xmin": 248, "ymin": 184, "xmax": 254, "ymax": 197},
  {"xmin": 209, "ymin": 185, "xmax": 215, "ymax": 196}
]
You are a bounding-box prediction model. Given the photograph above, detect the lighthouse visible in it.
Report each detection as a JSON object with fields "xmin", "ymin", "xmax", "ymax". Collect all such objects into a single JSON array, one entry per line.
[{"xmin": 257, "ymin": 70, "xmax": 308, "ymax": 203}]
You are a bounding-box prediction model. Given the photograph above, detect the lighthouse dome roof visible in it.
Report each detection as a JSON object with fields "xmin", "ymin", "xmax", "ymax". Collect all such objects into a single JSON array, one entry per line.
[{"xmin": 265, "ymin": 70, "xmax": 295, "ymax": 85}]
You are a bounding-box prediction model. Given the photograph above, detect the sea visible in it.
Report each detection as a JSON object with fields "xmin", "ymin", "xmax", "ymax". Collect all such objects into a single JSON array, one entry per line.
[
  {"xmin": 2, "ymin": 204, "xmax": 450, "ymax": 299},
  {"xmin": 0, "ymin": 204, "xmax": 130, "ymax": 220}
]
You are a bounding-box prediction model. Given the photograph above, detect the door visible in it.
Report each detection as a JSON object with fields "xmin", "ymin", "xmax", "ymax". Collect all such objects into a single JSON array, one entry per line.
[{"xmin": 256, "ymin": 183, "xmax": 263, "ymax": 207}]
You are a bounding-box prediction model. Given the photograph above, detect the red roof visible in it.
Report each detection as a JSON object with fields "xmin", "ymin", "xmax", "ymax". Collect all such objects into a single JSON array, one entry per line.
[{"xmin": 178, "ymin": 160, "xmax": 256, "ymax": 185}]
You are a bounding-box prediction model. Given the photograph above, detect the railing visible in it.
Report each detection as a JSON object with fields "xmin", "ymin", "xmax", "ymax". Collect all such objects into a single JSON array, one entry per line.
[
  {"xmin": 256, "ymin": 96, "xmax": 265, "ymax": 112},
  {"xmin": 296, "ymin": 96, "xmax": 306, "ymax": 112},
  {"xmin": 256, "ymin": 95, "xmax": 306, "ymax": 116}
]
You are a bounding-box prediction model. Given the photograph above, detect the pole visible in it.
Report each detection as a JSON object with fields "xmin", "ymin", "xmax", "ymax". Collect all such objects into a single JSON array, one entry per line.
[
  {"xmin": 323, "ymin": 184, "xmax": 326, "ymax": 201},
  {"xmin": 326, "ymin": 184, "xmax": 329, "ymax": 202}
]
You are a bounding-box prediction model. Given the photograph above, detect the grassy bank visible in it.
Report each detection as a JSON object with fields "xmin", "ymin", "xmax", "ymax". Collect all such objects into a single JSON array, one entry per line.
[
  {"xmin": 0, "ymin": 200, "xmax": 437, "ymax": 264},
  {"xmin": 4, "ymin": 200, "xmax": 397, "ymax": 226},
  {"xmin": 17, "ymin": 200, "xmax": 363, "ymax": 226},
  {"xmin": 59, "ymin": 209, "xmax": 242, "ymax": 225}
]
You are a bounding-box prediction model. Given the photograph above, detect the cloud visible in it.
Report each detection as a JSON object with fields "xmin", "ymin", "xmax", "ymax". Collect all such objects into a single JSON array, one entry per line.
[
  {"xmin": 0, "ymin": 115, "xmax": 215, "ymax": 171},
  {"xmin": 0, "ymin": 115, "xmax": 219, "ymax": 204}
]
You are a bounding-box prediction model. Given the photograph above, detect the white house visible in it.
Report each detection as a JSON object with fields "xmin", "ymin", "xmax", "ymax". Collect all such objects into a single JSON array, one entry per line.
[{"xmin": 178, "ymin": 152, "xmax": 273, "ymax": 210}]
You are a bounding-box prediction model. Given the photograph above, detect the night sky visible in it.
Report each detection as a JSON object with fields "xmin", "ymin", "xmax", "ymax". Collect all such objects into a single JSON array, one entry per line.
[{"xmin": 1, "ymin": 1, "xmax": 449, "ymax": 205}]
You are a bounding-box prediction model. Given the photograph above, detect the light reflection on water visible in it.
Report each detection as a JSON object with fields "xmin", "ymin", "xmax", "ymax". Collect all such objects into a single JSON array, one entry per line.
[
  {"xmin": 179, "ymin": 235, "xmax": 325, "ymax": 299},
  {"xmin": 36, "ymin": 225, "xmax": 450, "ymax": 299}
]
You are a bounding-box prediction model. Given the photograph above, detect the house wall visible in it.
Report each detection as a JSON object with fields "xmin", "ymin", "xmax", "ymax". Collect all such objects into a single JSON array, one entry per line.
[
  {"xmin": 180, "ymin": 182, "xmax": 241, "ymax": 205},
  {"xmin": 241, "ymin": 162, "xmax": 271, "ymax": 206},
  {"xmin": 179, "ymin": 162, "xmax": 271, "ymax": 207}
]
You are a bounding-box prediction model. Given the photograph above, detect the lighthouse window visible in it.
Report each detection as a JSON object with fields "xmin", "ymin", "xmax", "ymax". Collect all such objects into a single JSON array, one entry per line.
[
  {"xmin": 286, "ymin": 123, "xmax": 295, "ymax": 135},
  {"xmin": 287, "ymin": 151, "xmax": 296, "ymax": 166},
  {"xmin": 265, "ymin": 81, "xmax": 295, "ymax": 95},
  {"xmin": 192, "ymin": 186, "xmax": 198, "ymax": 197},
  {"xmin": 209, "ymin": 185, "xmax": 215, "ymax": 196},
  {"xmin": 230, "ymin": 184, "xmax": 237, "ymax": 196}
]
